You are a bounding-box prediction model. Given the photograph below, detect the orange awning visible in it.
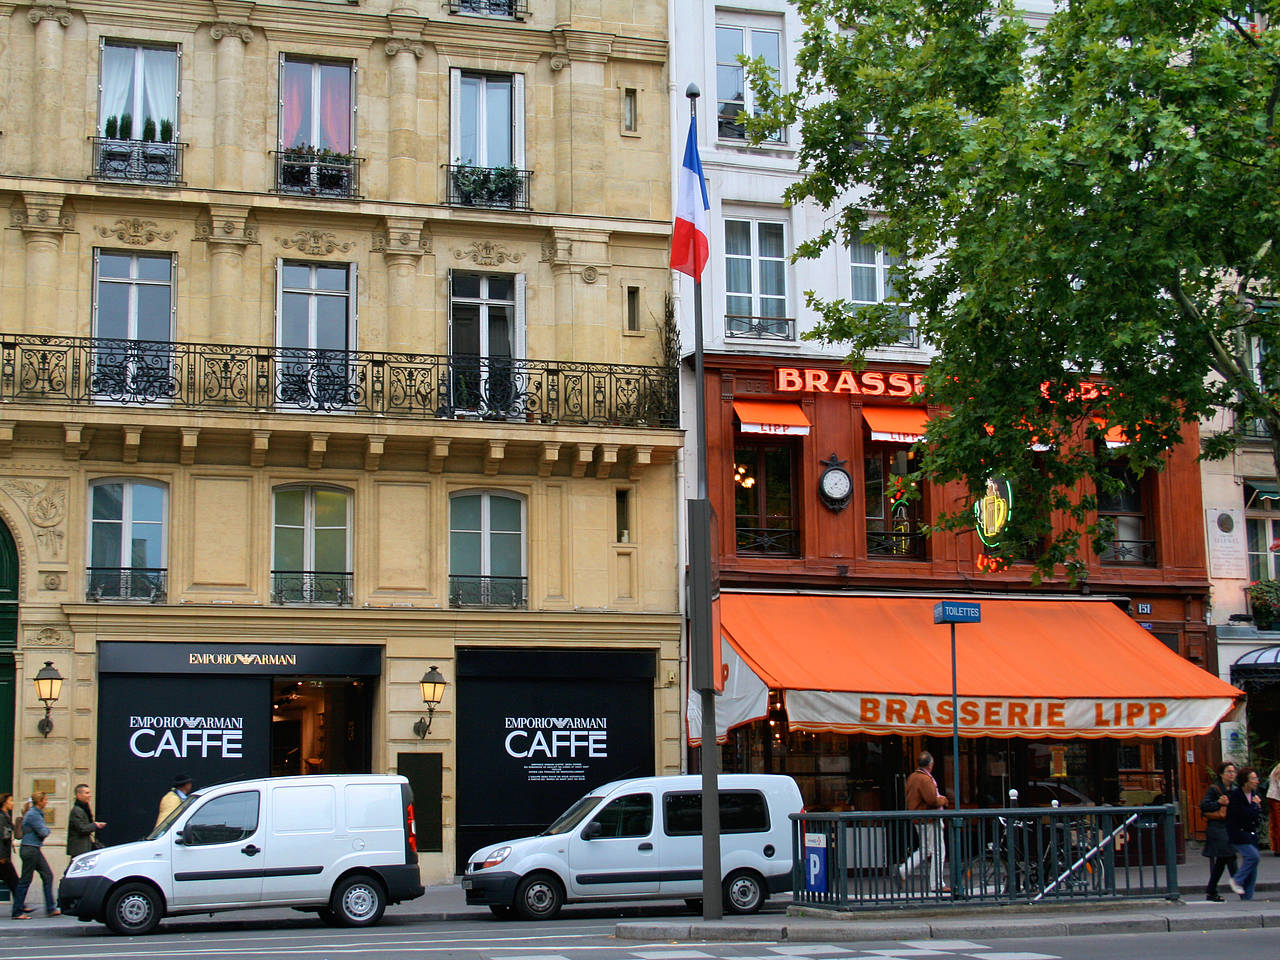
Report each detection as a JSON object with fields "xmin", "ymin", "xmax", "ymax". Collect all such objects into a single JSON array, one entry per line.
[
  {"xmin": 718, "ymin": 593, "xmax": 1241, "ymax": 739},
  {"xmin": 733, "ymin": 400, "xmax": 811, "ymax": 436},
  {"xmin": 1092, "ymin": 418, "xmax": 1128, "ymax": 447},
  {"xmin": 862, "ymin": 406, "xmax": 929, "ymax": 443}
]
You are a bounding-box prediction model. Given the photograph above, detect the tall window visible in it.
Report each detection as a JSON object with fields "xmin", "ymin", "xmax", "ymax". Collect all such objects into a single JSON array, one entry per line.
[
  {"xmin": 733, "ymin": 441, "xmax": 797, "ymax": 555},
  {"xmin": 865, "ymin": 444, "xmax": 925, "ymax": 559},
  {"xmin": 88, "ymin": 480, "xmax": 167, "ymax": 601},
  {"xmin": 850, "ymin": 231, "xmax": 914, "ymax": 345},
  {"xmin": 715, "ymin": 16, "xmax": 782, "ymax": 142},
  {"xmin": 1246, "ymin": 482, "xmax": 1280, "ymax": 580},
  {"xmin": 1097, "ymin": 465, "xmax": 1154, "ymax": 564},
  {"xmin": 450, "ymin": 272, "xmax": 524, "ymax": 415},
  {"xmin": 99, "ymin": 42, "xmax": 179, "ymax": 141},
  {"xmin": 272, "ymin": 486, "xmax": 352, "ymax": 605},
  {"xmin": 450, "ymin": 491, "xmax": 526, "ymax": 607},
  {"xmin": 449, "ymin": 71, "xmax": 527, "ymax": 207},
  {"xmin": 277, "ymin": 261, "xmax": 354, "ymax": 409},
  {"xmin": 92, "ymin": 251, "xmax": 175, "ymax": 402},
  {"xmin": 725, "ymin": 218, "xmax": 790, "ymax": 340},
  {"xmin": 279, "ymin": 57, "xmax": 352, "ymax": 153}
]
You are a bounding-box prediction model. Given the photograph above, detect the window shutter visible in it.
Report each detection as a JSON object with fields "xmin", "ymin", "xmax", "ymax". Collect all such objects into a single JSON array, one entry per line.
[
  {"xmin": 512, "ymin": 73, "xmax": 525, "ymax": 169},
  {"xmin": 348, "ymin": 262, "xmax": 358, "ymax": 350},
  {"xmin": 91, "ymin": 250, "xmax": 101, "ymax": 336},
  {"xmin": 274, "ymin": 258, "xmax": 284, "ymax": 346},
  {"xmin": 449, "ymin": 68, "xmax": 461, "ymax": 163},
  {"xmin": 349, "ymin": 62, "xmax": 358, "ymax": 148},
  {"xmin": 278, "ymin": 54, "xmax": 286, "ymax": 149},
  {"xmin": 446, "ymin": 268, "xmax": 455, "ymax": 354},
  {"xmin": 514, "ymin": 273, "xmax": 526, "ymax": 359},
  {"xmin": 169, "ymin": 254, "xmax": 177, "ymax": 336}
]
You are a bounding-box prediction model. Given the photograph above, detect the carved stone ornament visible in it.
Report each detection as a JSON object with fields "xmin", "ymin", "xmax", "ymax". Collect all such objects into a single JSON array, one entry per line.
[
  {"xmin": 209, "ymin": 22, "xmax": 253, "ymax": 43},
  {"xmin": 372, "ymin": 231, "xmax": 431, "ymax": 254},
  {"xmin": 454, "ymin": 240, "xmax": 524, "ymax": 266},
  {"xmin": 97, "ymin": 218, "xmax": 175, "ymax": 246},
  {"xmin": 31, "ymin": 626, "xmax": 65, "ymax": 647},
  {"xmin": 384, "ymin": 38, "xmax": 427, "ymax": 58},
  {"xmin": 278, "ymin": 230, "xmax": 354, "ymax": 256},
  {"xmin": 0, "ymin": 478, "xmax": 66, "ymax": 560},
  {"xmin": 550, "ymin": 55, "xmax": 569, "ymax": 71},
  {"xmin": 11, "ymin": 194, "xmax": 74, "ymax": 234},
  {"xmin": 581, "ymin": 265, "xmax": 599, "ymax": 284},
  {"xmin": 195, "ymin": 218, "xmax": 258, "ymax": 245},
  {"xmin": 41, "ymin": 572, "xmax": 62, "ymax": 591},
  {"xmin": 27, "ymin": 4, "xmax": 71, "ymax": 26}
]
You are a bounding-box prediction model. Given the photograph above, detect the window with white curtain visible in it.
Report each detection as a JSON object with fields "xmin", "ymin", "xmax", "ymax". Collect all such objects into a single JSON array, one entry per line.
[
  {"xmin": 99, "ymin": 42, "xmax": 179, "ymax": 140},
  {"xmin": 87, "ymin": 479, "xmax": 167, "ymax": 600},
  {"xmin": 724, "ymin": 218, "xmax": 789, "ymax": 339},
  {"xmin": 849, "ymin": 230, "xmax": 901, "ymax": 305}
]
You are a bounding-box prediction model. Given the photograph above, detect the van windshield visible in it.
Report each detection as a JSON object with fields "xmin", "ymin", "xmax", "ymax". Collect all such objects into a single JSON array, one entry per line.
[
  {"xmin": 145, "ymin": 793, "xmax": 200, "ymax": 841},
  {"xmin": 541, "ymin": 795, "xmax": 604, "ymax": 835}
]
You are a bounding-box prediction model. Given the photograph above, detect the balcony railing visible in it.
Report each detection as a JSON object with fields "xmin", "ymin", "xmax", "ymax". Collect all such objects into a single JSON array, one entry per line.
[
  {"xmin": 449, "ymin": 0, "xmax": 528, "ymax": 16},
  {"xmin": 271, "ymin": 570, "xmax": 353, "ymax": 606},
  {"xmin": 867, "ymin": 521, "xmax": 927, "ymax": 559},
  {"xmin": 0, "ymin": 335, "xmax": 679, "ymax": 427},
  {"xmin": 86, "ymin": 567, "xmax": 167, "ymax": 602},
  {"xmin": 90, "ymin": 138, "xmax": 185, "ymax": 185},
  {"xmin": 1241, "ymin": 416, "xmax": 1272, "ymax": 440},
  {"xmin": 274, "ymin": 151, "xmax": 362, "ymax": 199},
  {"xmin": 1099, "ymin": 538, "xmax": 1156, "ymax": 565},
  {"xmin": 725, "ymin": 315, "xmax": 796, "ymax": 341},
  {"xmin": 736, "ymin": 525, "xmax": 800, "ymax": 555},
  {"xmin": 449, "ymin": 574, "xmax": 528, "ymax": 608},
  {"xmin": 446, "ymin": 164, "xmax": 532, "ymax": 209}
]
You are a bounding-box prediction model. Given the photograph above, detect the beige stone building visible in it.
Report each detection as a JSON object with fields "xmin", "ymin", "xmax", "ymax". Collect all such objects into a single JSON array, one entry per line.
[{"xmin": 0, "ymin": 0, "xmax": 680, "ymax": 882}]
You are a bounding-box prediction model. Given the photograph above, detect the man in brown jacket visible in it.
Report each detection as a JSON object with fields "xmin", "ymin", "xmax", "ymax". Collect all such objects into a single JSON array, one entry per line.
[{"xmin": 897, "ymin": 751, "xmax": 948, "ymax": 892}]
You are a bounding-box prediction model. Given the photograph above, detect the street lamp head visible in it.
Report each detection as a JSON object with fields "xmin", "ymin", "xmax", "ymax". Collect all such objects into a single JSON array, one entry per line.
[
  {"xmin": 415, "ymin": 666, "xmax": 447, "ymax": 738},
  {"xmin": 33, "ymin": 660, "xmax": 63, "ymax": 705}
]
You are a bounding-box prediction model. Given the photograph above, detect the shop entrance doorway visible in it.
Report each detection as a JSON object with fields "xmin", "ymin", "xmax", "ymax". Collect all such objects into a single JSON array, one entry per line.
[{"xmin": 270, "ymin": 677, "xmax": 372, "ymax": 777}]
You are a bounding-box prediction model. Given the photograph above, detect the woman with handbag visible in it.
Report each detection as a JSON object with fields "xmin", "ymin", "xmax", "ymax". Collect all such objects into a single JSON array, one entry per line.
[
  {"xmin": 0, "ymin": 794, "xmax": 18, "ymax": 905},
  {"xmin": 1201, "ymin": 762, "xmax": 1237, "ymax": 901}
]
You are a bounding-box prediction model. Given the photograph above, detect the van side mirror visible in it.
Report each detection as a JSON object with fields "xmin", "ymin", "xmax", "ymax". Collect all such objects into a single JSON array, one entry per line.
[{"xmin": 582, "ymin": 821, "xmax": 603, "ymax": 840}]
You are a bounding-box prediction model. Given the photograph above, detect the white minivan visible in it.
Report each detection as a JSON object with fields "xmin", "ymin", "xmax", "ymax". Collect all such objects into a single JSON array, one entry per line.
[
  {"xmin": 462, "ymin": 774, "xmax": 802, "ymax": 920},
  {"xmin": 58, "ymin": 774, "xmax": 424, "ymax": 934}
]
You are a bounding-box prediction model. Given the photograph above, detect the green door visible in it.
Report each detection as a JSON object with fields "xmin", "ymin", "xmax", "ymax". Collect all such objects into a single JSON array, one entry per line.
[{"xmin": 0, "ymin": 520, "xmax": 17, "ymax": 794}]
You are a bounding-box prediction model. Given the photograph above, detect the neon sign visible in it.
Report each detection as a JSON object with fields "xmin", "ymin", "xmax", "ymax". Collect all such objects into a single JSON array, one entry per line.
[{"xmin": 776, "ymin": 367, "xmax": 924, "ymax": 397}]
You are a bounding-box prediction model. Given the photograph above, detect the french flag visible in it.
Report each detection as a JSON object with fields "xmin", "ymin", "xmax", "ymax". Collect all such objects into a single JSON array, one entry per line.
[{"xmin": 671, "ymin": 113, "xmax": 710, "ymax": 279}]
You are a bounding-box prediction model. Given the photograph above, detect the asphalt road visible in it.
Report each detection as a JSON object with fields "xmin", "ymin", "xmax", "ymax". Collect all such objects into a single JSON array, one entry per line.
[{"xmin": 1, "ymin": 909, "xmax": 1278, "ymax": 960}]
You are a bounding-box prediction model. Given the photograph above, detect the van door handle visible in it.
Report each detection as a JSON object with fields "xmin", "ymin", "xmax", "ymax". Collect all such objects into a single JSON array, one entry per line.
[
  {"xmin": 638, "ymin": 842, "xmax": 653, "ymax": 851},
  {"xmin": 241, "ymin": 844, "xmax": 261, "ymax": 857}
]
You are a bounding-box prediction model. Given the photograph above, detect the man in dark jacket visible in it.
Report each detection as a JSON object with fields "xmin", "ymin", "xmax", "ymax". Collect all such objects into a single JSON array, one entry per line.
[
  {"xmin": 65, "ymin": 784, "xmax": 104, "ymax": 862},
  {"xmin": 1200, "ymin": 762, "xmax": 1236, "ymax": 901}
]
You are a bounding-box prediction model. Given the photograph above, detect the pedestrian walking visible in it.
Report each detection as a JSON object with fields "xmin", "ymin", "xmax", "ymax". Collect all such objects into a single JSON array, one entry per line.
[
  {"xmin": 11, "ymin": 793, "xmax": 58, "ymax": 919},
  {"xmin": 897, "ymin": 751, "xmax": 949, "ymax": 893},
  {"xmin": 0, "ymin": 794, "xmax": 19, "ymax": 905},
  {"xmin": 1200, "ymin": 761, "xmax": 1237, "ymax": 901},
  {"xmin": 155, "ymin": 773, "xmax": 192, "ymax": 829},
  {"xmin": 1226, "ymin": 766, "xmax": 1264, "ymax": 900},
  {"xmin": 65, "ymin": 784, "xmax": 105, "ymax": 863},
  {"xmin": 1267, "ymin": 762, "xmax": 1280, "ymax": 855}
]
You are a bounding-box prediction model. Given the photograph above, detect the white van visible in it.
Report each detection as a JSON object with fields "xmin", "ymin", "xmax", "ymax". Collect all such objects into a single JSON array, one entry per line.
[
  {"xmin": 58, "ymin": 774, "xmax": 423, "ymax": 934},
  {"xmin": 462, "ymin": 774, "xmax": 802, "ymax": 919}
]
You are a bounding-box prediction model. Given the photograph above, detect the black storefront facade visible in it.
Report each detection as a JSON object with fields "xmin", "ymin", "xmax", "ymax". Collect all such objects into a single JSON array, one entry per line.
[{"xmin": 96, "ymin": 641, "xmax": 381, "ymax": 844}]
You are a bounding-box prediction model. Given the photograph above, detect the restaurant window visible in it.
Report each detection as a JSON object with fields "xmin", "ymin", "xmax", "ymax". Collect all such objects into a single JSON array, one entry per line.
[
  {"xmin": 449, "ymin": 491, "xmax": 527, "ymax": 608},
  {"xmin": 1246, "ymin": 481, "xmax": 1280, "ymax": 581},
  {"xmin": 87, "ymin": 479, "xmax": 167, "ymax": 601},
  {"xmin": 725, "ymin": 218, "xmax": 792, "ymax": 341},
  {"xmin": 864, "ymin": 443, "xmax": 925, "ymax": 559},
  {"xmin": 734, "ymin": 441, "xmax": 797, "ymax": 555},
  {"xmin": 272, "ymin": 485, "xmax": 353, "ymax": 605},
  {"xmin": 715, "ymin": 14, "xmax": 783, "ymax": 142},
  {"xmin": 1097, "ymin": 464, "xmax": 1155, "ymax": 565}
]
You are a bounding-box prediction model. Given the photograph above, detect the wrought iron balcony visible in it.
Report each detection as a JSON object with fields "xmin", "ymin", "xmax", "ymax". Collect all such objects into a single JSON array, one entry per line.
[
  {"xmin": 271, "ymin": 570, "xmax": 353, "ymax": 606},
  {"xmin": 274, "ymin": 150, "xmax": 362, "ymax": 199},
  {"xmin": 1099, "ymin": 538, "xmax": 1156, "ymax": 565},
  {"xmin": 86, "ymin": 567, "xmax": 167, "ymax": 602},
  {"xmin": 867, "ymin": 522, "xmax": 927, "ymax": 559},
  {"xmin": 449, "ymin": 574, "xmax": 528, "ymax": 608},
  {"xmin": 446, "ymin": 164, "xmax": 532, "ymax": 209},
  {"xmin": 0, "ymin": 335, "xmax": 679, "ymax": 427},
  {"xmin": 725, "ymin": 315, "xmax": 796, "ymax": 341},
  {"xmin": 449, "ymin": 0, "xmax": 528, "ymax": 16},
  {"xmin": 736, "ymin": 525, "xmax": 800, "ymax": 556},
  {"xmin": 90, "ymin": 138, "xmax": 185, "ymax": 185},
  {"xmin": 1240, "ymin": 416, "xmax": 1272, "ymax": 440}
]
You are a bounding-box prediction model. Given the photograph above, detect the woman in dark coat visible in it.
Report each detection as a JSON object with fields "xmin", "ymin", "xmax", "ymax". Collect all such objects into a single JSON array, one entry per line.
[
  {"xmin": 1201, "ymin": 762, "xmax": 1237, "ymax": 901},
  {"xmin": 0, "ymin": 794, "xmax": 18, "ymax": 903},
  {"xmin": 1227, "ymin": 766, "xmax": 1264, "ymax": 900}
]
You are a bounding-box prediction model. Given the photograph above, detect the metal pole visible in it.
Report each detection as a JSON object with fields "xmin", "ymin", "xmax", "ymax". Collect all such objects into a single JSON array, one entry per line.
[
  {"xmin": 686, "ymin": 83, "xmax": 722, "ymax": 921},
  {"xmin": 950, "ymin": 621, "xmax": 960, "ymax": 808}
]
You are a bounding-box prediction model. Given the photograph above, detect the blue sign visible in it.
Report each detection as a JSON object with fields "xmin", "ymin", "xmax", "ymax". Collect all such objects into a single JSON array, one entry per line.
[
  {"xmin": 934, "ymin": 601, "xmax": 981, "ymax": 624},
  {"xmin": 804, "ymin": 831, "xmax": 828, "ymax": 893}
]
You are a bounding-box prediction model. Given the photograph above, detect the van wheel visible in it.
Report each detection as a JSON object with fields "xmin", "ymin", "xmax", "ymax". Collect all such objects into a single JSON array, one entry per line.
[
  {"xmin": 489, "ymin": 904, "xmax": 515, "ymax": 919},
  {"xmin": 514, "ymin": 873, "xmax": 564, "ymax": 920},
  {"xmin": 330, "ymin": 874, "xmax": 386, "ymax": 927},
  {"xmin": 105, "ymin": 882, "xmax": 163, "ymax": 935},
  {"xmin": 723, "ymin": 869, "xmax": 765, "ymax": 914}
]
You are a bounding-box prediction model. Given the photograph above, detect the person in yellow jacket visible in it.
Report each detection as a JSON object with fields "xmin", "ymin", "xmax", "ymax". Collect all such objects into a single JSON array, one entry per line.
[{"xmin": 154, "ymin": 774, "xmax": 193, "ymax": 829}]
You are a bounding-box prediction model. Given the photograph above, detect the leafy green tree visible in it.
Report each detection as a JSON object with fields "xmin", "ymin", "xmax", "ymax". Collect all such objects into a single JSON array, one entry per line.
[{"xmin": 748, "ymin": 0, "xmax": 1280, "ymax": 580}]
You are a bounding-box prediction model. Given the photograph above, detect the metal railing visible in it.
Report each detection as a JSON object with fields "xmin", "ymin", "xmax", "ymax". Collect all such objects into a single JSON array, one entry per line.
[
  {"xmin": 274, "ymin": 151, "xmax": 362, "ymax": 199},
  {"xmin": 90, "ymin": 138, "xmax": 185, "ymax": 185},
  {"xmin": 792, "ymin": 806, "xmax": 1179, "ymax": 909},
  {"xmin": 725, "ymin": 315, "xmax": 796, "ymax": 341},
  {"xmin": 445, "ymin": 164, "xmax": 532, "ymax": 209},
  {"xmin": 1099, "ymin": 538, "xmax": 1156, "ymax": 565},
  {"xmin": 86, "ymin": 567, "xmax": 167, "ymax": 602},
  {"xmin": 736, "ymin": 525, "xmax": 799, "ymax": 555},
  {"xmin": 449, "ymin": 574, "xmax": 528, "ymax": 608},
  {"xmin": 271, "ymin": 570, "xmax": 353, "ymax": 606},
  {"xmin": 0, "ymin": 335, "xmax": 679, "ymax": 427},
  {"xmin": 448, "ymin": 0, "xmax": 528, "ymax": 16},
  {"xmin": 867, "ymin": 522, "xmax": 927, "ymax": 559}
]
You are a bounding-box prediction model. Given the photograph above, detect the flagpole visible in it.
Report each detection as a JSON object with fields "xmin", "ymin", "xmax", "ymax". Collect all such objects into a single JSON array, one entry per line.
[{"xmin": 686, "ymin": 82, "xmax": 723, "ymax": 922}]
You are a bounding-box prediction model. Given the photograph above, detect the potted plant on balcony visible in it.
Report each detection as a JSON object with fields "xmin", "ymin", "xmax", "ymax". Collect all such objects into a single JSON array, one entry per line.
[
  {"xmin": 487, "ymin": 164, "xmax": 522, "ymax": 206},
  {"xmin": 1248, "ymin": 580, "xmax": 1280, "ymax": 630},
  {"xmin": 104, "ymin": 115, "xmax": 119, "ymax": 140},
  {"xmin": 450, "ymin": 159, "xmax": 491, "ymax": 205},
  {"xmin": 119, "ymin": 113, "xmax": 133, "ymax": 140}
]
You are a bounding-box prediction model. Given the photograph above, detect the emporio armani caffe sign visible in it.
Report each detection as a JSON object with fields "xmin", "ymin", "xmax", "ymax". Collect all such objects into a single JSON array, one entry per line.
[{"xmin": 128, "ymin": 714, "xmax": 246, "ymax": 759}]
